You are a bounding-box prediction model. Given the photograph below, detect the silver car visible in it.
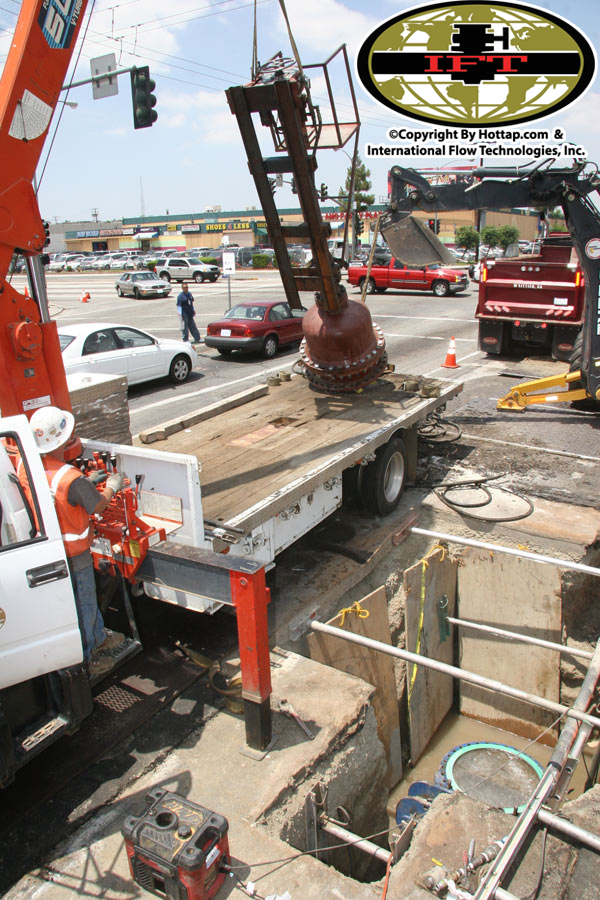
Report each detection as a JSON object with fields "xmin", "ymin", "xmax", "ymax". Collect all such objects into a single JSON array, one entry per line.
[{"xmin": 115, "ymin": 271, "xmax": 172, "ymax": 298}]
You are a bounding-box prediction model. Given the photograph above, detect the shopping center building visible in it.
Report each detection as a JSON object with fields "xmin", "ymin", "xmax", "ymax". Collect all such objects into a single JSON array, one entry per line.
[{"xmin": 55, "ymin": 204, "xmax": 541, "ymax": 255}]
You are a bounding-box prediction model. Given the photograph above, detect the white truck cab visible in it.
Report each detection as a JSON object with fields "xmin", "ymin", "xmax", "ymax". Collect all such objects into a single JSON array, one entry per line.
[{"xmin": 0, "ymin": 416, "xmax": 82, "ymax": 688}]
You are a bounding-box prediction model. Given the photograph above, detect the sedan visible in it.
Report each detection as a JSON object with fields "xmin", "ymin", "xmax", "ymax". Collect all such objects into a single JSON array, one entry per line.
[
  {"xmin": 115, "ymin": 271, "xmax": 172, "ymax": 299},
  {"xmin": 204, "ymin": 300, "xmax": 305, "ymax": 358},
  {"xmin": 58, "ymin": 323, "xmax": 197, "ymax": 385}
]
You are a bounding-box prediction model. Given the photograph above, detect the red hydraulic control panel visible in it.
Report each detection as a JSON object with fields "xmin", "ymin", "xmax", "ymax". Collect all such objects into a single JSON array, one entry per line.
[
  {"xmin": 83, "ymin": 451, "xmax": 166, "ymax": 582},
  {"xmin": 122, "ymin": 789, "xmax": 230, "ymax": 900}
]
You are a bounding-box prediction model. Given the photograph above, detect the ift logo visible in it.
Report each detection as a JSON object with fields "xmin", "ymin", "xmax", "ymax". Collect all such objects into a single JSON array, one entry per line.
[{"xmin": 356, "ymin": 2, "xmax": 596, "ymax": 126}]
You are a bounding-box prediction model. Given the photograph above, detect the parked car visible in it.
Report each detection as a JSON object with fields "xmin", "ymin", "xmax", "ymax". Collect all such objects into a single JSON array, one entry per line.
[
  {"xmin": 204, "ymin": 300, "xmax": 306, "ymax": 358},
  {"xmin": 155, "ymin": 257, "xmax": 220, "ymax": 283},
  {"xmin": 58, "ymin": 323, "xmax": 197, "ymax": 385},
  {"xmin": 115, "ymin": 271, "xmax": 172, "ymax": 299}
]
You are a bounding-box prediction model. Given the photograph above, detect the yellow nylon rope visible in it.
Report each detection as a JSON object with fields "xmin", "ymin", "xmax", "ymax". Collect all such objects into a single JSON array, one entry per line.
[{"xmin": 338, "ymin": 601, "xmax": 369, "ymax": 628}]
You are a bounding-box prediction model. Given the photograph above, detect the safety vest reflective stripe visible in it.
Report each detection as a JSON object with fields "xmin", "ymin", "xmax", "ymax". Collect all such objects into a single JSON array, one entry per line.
[
  {"xmin": 62, "ymin": 526, "xmax": 91, "ymax": 542},
  {"xmin": 49, "ymin": 463, "xmax": 72, "ymax": 497}
]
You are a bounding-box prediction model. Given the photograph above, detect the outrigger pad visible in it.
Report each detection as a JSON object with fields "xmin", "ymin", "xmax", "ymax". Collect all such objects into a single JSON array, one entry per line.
[{"xmin": 380, "ymin": 214, "xmax": 457, "ymax": 267}]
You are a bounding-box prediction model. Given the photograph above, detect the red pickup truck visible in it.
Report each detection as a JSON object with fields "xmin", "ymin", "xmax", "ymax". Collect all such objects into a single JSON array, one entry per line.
[
  {"xmin": 477, "ymin": 235, "xmax": 584, "ymax": 360},
  {"xmin": 347, "ymin": 257, "xmax": 470, "ymax": 297}
]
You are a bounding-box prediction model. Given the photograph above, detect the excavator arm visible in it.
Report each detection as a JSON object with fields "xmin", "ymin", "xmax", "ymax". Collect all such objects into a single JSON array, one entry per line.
[
  {"xmin": 0, "ymin": 0, "xmax": 88, "ymax": 418},
  {"xmin": 383, "ymin": 162, "xmax": 600, "ymax": 408}
]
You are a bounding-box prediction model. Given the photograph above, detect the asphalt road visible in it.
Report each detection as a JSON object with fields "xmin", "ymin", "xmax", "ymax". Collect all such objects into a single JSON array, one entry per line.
[
  {"xmin": 14, "ymin": 269, "xmax": 476, "ymax": 433},
  {"xmin": 11, "ymin": 269, "xmax": 600, "ymax": 507}
]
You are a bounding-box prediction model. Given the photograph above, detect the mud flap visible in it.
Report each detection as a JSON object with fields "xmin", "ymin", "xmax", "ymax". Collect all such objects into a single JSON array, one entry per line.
[
  {"xmin": 478, "ymin": 319, "xmax": 507, "ymax": 355},
  {"xmin": 552, "ymin": 324, "xmax": 578, "ymax": 361}
]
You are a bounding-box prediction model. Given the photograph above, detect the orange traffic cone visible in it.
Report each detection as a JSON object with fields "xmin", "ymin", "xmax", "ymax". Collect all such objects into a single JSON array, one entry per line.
[
  {"xmin": 81, "ymin": 290, "xmax": 90, "ymax": 303},
  {"xmin": 441, "ymin": 336, "xmax": 460, "ymax": 368}
]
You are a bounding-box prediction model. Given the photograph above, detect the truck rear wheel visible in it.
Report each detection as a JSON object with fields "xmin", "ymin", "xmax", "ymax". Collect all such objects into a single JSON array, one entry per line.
[
  {"xmin": 359, "ymin": 437, "xmax": 407, "ymax": 515},
  {"xmin": 567, "ymin": 329, "xmax": 596, "ymax": 407}
]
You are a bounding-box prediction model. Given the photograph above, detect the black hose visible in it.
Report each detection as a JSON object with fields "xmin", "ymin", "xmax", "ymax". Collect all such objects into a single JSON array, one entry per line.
[{"xmin": 434, "ymin": 475, "xmax": 534, "ymax": 523}]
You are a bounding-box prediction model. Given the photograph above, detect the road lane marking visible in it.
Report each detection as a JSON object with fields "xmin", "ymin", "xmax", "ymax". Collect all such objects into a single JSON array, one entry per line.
[
  {"xmin": 384, "ymin": 333, "xmax": 476, "ymax": 342},
  {"xmin": 130, "ymin": 362, "xmax": 295, "ymax": 417}
]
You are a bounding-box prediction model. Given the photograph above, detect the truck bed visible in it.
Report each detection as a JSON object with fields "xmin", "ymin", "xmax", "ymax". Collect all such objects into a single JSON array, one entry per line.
[{"xmin": 137, "ymin": 374, "xmax": 462, "ymax": 530}]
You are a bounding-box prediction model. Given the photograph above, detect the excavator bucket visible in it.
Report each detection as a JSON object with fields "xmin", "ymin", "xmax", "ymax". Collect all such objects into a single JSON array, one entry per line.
[{"xmin": 380, "ymin": 215, "xmax": 457, "ymax": 267}]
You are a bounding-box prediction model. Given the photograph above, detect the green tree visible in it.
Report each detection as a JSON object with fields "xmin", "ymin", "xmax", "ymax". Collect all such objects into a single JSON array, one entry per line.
[
  {"xmin": 548, "ymin": 207, "xmax": 568, "ymax": 233},
  {"xmin": 497, "ymin": 225, "xmax": 520, "ymax": 253},
  {"xmin": 337, "ymin": 154, "xmax": 375, "ymax": 211},
  {"xmin": 481, "ymin": 225, "xmax": 501, "ymax": 251},
  {"xmin": 455, "ymin": 225, "xmax": 480, "ymax": 255}
]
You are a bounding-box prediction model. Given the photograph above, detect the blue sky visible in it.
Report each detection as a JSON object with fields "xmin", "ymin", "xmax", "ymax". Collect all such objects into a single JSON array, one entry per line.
[{"xmin": 1, "ymin": 0, "xmax": 599, "ymax": 223}]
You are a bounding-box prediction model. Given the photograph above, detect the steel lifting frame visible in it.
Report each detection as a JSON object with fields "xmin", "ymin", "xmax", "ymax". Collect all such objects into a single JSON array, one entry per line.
[
  {"xmin": 225, "ymin": 47, "xmax": 359, "ymax": 315},
  {"xmin": 137, "ymin": 541, "xmax": 272, "ymax": 750}
]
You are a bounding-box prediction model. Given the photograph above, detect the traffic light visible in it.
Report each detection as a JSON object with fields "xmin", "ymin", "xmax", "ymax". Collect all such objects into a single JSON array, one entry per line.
[
  {"xmin": 319, "ymin": 183, "xmax": 328, "ymax": 201},
  {"xmin": 354, "ymin": 212, "xmax": 364, "ymax": 236},
  {"xmin": 291, "ymin": 176, "xmax": 297, "ymax": 194},
  {"xmin": 435, "ymin": 220, "xmax": 441, "ymax": 234},
  {"xmin": 43, "ymin": 220, "xmax": 50, "ymax": 246},
  {"xmin": 130, "ymin": 65, "xmax": 157, "ymax": 130},
  {"xmin": 428, "ymin": 218, "xmax": 435, "ymax": 231},
  {"xmin": 268, "ymin": 178, "xmax": 277, "ymax": 194}
]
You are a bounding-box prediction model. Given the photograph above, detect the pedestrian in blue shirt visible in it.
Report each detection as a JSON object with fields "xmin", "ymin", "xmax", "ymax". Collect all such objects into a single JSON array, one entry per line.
[{"xmin": 177, "ymin": 282, "xmax": 201, "ymax": 343}]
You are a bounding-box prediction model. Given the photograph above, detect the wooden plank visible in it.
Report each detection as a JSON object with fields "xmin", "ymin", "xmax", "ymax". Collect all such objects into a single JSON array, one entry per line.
[
  {"xmin": 307, "ymin": 586, "xmax": 402, "ymax": 787},
  {"xmin": 134, "ymin": 375, "xmax": 462, "ymax": 529},
  {"xmin": 404, "ymin": 547, "xmax": 457, "ymax": 764},
  {"xmin": 137, "ymin": 385, "xmax": 269, "ymax": 444},
  {"xmin": 458, "ymin": 548, "xmax": 561, "ymax": 743}
]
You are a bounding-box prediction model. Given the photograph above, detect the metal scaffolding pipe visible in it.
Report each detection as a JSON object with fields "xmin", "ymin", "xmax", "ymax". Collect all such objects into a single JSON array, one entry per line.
[
  {"xmin": 410, "ymin": 526, "xmax": 600, "ymax": 578},
  {"xmin": 537, "ymin": 808, "xmax": 600, "ymax": 852},
  {"xmin": 320, "ymin": 817, "xmax": 392, "ymax": 864},
  {"xmin": 474, "ymin": 638, "xmax": 600, "ymax": 900},
  {"xmin": 447, "ymin": 616, "xmax": 594, "ymax": 660},
  {"xmin": 310, "ymin": 622, "xmax": 600, "ymax": 730}
]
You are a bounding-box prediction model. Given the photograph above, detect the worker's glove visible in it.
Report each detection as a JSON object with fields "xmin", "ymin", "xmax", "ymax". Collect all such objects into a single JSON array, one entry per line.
[
  {"xmin": 106, "ymin": 473, "xmax": 126, "ymax": 494},
  {"xmin": 88, "ymin": 470, "xmax": 108, "ymax": 485}
]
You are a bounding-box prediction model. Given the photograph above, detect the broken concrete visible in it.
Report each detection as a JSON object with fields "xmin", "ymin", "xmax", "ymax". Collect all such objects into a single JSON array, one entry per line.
[{"xmin": 388, "ymin": 786, "xmax": 600, "ymax": 900}]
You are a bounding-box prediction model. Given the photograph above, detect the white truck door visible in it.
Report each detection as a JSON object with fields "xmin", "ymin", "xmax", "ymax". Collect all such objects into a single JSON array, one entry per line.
[{"xmin": 0, "ymin": 415, "xmax": 82, "ymax": 690}]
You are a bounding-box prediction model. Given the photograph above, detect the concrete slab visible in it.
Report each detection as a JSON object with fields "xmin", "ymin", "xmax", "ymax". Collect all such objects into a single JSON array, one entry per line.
[{"xmin": 5, "ymin": 653, "xmax": 387, "ymax": 900}]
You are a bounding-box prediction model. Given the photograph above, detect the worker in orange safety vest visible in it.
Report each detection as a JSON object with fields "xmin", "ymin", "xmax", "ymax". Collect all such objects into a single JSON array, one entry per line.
[{"xmin": 28, "ymin": 406, "xmax": 127, "ymax": 678}]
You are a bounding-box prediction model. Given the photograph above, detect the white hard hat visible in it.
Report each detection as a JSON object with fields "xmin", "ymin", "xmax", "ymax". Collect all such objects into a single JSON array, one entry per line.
[{"xmin": 30, "ymin": 406, "xmax": 75, "ymax": 453}]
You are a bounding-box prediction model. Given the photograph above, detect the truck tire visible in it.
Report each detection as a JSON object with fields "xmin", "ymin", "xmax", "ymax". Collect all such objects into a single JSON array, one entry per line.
[
  {"xmin": 160, "ymin": 270, "xmax": 170, "ymax": 281},
  {"xmin": 360, "ymin": 277, "xmax": 376, "ymax": 295},
  {"xmin": 568, "ymin": 328, "xmax": 583, "ymax": 375},
  {"xmin": 432, "ymin": 280, "xmax": 450, "ymax": 297},
  {"xmin": 359, "ymin": 437, "xmax": 407, "ymax": 515},
  {"xmin": 194, "ymin": 272, "xmax": 203, "ymax": 283}
]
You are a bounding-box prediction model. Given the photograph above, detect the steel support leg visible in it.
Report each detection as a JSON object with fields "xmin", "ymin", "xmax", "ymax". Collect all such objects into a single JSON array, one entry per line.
[{"xmin": 230, "ymin": 570, "xmax": 272, "ymax": 750}]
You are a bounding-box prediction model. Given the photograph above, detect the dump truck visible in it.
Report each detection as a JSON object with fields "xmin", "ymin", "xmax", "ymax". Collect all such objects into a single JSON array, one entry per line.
[{"xmin": 477, "ymin": 234, "xmax": 584, "ymax": 360}]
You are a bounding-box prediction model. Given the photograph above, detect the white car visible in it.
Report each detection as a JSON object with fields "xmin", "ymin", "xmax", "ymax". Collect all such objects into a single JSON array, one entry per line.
[
  {"xmin": 57, "ymin": 323, "xmax": 198, "ymax": 385},
  {"xmin": 155, "ymin": 257, "xmax": 220, "ymax": 283}
]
